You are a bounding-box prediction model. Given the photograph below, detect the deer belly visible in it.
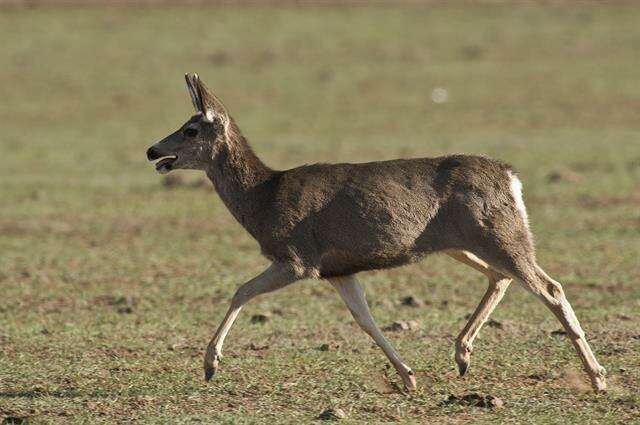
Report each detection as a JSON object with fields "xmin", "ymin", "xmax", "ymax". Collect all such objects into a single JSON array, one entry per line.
[{"xmin": 317, "ymin": 231, "xmax": 431, "ymax": 277}]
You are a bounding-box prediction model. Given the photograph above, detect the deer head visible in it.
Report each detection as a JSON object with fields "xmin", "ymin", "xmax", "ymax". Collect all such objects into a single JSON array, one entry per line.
[{"xmin": 146, "ymin": 73, "xmax": 231, "ymax": 174}]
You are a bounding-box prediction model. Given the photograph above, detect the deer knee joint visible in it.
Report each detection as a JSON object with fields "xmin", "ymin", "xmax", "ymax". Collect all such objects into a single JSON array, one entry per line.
[{"xmin": 546, "ymin": 282, "xmax": 564, "ymax": 300}]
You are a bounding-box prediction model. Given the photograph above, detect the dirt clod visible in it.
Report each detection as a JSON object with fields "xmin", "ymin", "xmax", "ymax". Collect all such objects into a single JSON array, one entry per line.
[
  {"xmin": 250, "ymin": 313, "xmax": 272, "ymax": 324},
  {"xmin": 400, "ymin": 295, "xmax": 425, "ymax": 307},
  {"xmin": 384, "ymin": 320, "xmax": 420, "ymax": 331},
  {"xmin": 318, "ymin": 408, "xmax": 347, "ymax": 420},
  {"xmin": 484, "ymin": 395, "xmax": 504, "ymax": 409},
  {"xmin": 527, "ymin": 372, "xmax": 551, "ymax": 381},
  {"xmin": 319, "ymin": 342, "xmax": 340, "ymax": 351},
  {"xmin": 446, "ymin": 393, "xmax": 504, "ymax": 409}
]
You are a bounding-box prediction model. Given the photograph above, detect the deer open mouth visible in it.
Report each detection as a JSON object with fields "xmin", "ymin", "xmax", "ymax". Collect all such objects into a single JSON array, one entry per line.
[{"xmin": 154, "ymin": 156, "xmax": 177, "ymax": 174}]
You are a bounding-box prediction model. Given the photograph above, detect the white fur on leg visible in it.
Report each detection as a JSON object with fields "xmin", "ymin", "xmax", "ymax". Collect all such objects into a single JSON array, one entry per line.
[{"xmin": 329, "ymin": 275, "xmax": 417, "ymax": 390}]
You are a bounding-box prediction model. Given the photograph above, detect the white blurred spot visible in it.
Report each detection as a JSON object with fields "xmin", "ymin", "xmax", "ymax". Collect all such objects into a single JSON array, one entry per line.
[{"xmin": 431, "ymin": 87, "xmax": 448, "ymax": 104}]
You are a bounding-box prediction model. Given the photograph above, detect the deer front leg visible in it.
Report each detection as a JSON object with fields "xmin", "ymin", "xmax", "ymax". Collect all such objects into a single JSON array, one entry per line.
[
  {"xmin": 447, "ymin": 250, "xmax": 512, "ymax": 375},
  {"xmin": 204, "ymin": 262, "xmax": 298, "ymax": 381},
  {"xmin": 329, "ymin": 275, "xmax": 417, "ymax": 391},
  {"xmin": 455, "ymin": 277, "xmax": 511, "ymax": 375}
]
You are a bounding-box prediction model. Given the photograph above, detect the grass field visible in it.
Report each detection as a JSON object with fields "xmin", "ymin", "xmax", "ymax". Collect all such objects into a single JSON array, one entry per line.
[{"xmin": 1, "ymin": 3, "xmax": 639, "ymax": 423}]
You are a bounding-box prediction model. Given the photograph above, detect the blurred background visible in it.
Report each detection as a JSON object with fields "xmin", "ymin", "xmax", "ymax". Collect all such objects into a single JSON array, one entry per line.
[{"xmin": 1, "ymin": 1, "xmax": 639, "ymax": 423}]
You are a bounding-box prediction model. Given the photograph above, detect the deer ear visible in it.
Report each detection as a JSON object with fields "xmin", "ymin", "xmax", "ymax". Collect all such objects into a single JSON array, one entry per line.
[
  {"xmin": 185, "ymin": 73, "xmax": 202, "ymax": 113},
  {"xmin": 193, "ymin": 76, "xmax": 231, "ymax": 130}
]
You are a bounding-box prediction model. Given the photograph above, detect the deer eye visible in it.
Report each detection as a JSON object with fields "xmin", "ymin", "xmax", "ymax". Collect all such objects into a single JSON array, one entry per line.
[{"xmin": 184, "ymin": 127, "xmax": 198, "ymax": 138}]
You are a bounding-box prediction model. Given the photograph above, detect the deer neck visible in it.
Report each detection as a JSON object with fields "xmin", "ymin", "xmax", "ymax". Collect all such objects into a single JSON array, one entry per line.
[{"xmin": 205, "ymin": 124, "xmax": 275, "ymax": 235}]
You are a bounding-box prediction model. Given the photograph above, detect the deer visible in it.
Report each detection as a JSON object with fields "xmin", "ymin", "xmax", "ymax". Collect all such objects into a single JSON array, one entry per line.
[{"xmin": 146, "ymin": 73, "xmax": 606, "ymax": 392}]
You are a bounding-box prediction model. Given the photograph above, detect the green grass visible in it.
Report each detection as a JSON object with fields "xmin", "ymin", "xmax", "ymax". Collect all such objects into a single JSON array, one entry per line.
[{"xmin": 1, "ymin": 3, "xmax": 639, "ymax": 423}]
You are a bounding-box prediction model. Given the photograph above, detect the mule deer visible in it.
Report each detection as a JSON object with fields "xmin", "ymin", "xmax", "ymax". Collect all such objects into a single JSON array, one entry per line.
[{"xmin": 146, "ymin": 73, "xmax": 606, "ymax": 392}]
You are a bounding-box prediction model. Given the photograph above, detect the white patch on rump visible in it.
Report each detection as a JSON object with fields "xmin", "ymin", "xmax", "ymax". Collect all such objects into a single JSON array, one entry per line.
[{"xmin": 508, "ymin": 171, "xmax": 529, "ymax": 228}]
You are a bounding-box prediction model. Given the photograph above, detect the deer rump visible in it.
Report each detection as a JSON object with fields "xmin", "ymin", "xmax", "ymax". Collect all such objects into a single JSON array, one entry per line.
[{"xmin": 257, "ymin": 154, "xmax": 527, "ymax": 279}]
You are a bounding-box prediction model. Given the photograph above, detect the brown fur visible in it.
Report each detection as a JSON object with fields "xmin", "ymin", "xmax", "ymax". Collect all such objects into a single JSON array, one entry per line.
[
  {"xmin": 224, "ymin": 154, "xmax": 531, "ymax": 280},
  {"xmin": 146, "ymin": 74, "xmax": 606, "ymax": 392},
  {"xmin": 149, "ymin": 92, "xmax": 532, "ymax": 279}
]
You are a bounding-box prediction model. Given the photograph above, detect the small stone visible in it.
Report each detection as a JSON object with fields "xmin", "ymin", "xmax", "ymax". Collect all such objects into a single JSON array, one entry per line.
[
  {"xmin": 318, "ymin": 408, "xmax": 347, "ymax": 420},
  {"xmin": 319, "ymin": 342, "xmax": 340, "ymax": 351},
  {"xmin": 385, "ymin": 321, "xmax": 409, "ymax": 331},
  {"xmin": 485, "ymin": 395, "xmax": 504, "ymax": 409},
  {"xmin": 384, "ymin": 320, "xmax": 420, "ymax": 332}
]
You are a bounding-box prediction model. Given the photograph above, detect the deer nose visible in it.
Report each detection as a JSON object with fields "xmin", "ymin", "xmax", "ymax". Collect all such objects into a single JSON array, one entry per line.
[{"xmin": 147, "ymin": 146, "xmax": 161, "ymax": 161}]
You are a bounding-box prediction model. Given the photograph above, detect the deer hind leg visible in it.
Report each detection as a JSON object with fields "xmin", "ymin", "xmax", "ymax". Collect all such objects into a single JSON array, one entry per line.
[
  {"xmin": 203, "ymin": 262, "xmax": 299, "ymax": 381},
  {"xmin": 328, "ymin": 274, "xmax": 417, "ymax": 391},
  {"xmin": 485, "ymin": 251, "xmax": 607, "ymax": 392},
  {"xmin": 447, "ymin": 250, "xmax": 512, "ymax": 376},
  {"xmin": 517, "ymin": 263, "xmax": 606, "ymax": 391}
]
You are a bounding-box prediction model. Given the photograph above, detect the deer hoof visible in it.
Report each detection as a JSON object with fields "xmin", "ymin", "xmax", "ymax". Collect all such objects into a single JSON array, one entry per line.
[
  {"xmin": 455, "ymin": 342, "xmax": 472, "ymax": 376},
  {"xmin": 204, "ymin": 354, "xmax": 221, "ymax": 382},
  {"xmin": 402, "ymin": 369, "xmax": 417, "ymax": 391},
  {"xmin": 456, "ymin": 360, "xmax": 469, "ymax": 377},
  {"xmin": 591, "ymin": 367, "xmax": 607, "ymax": 392}
]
